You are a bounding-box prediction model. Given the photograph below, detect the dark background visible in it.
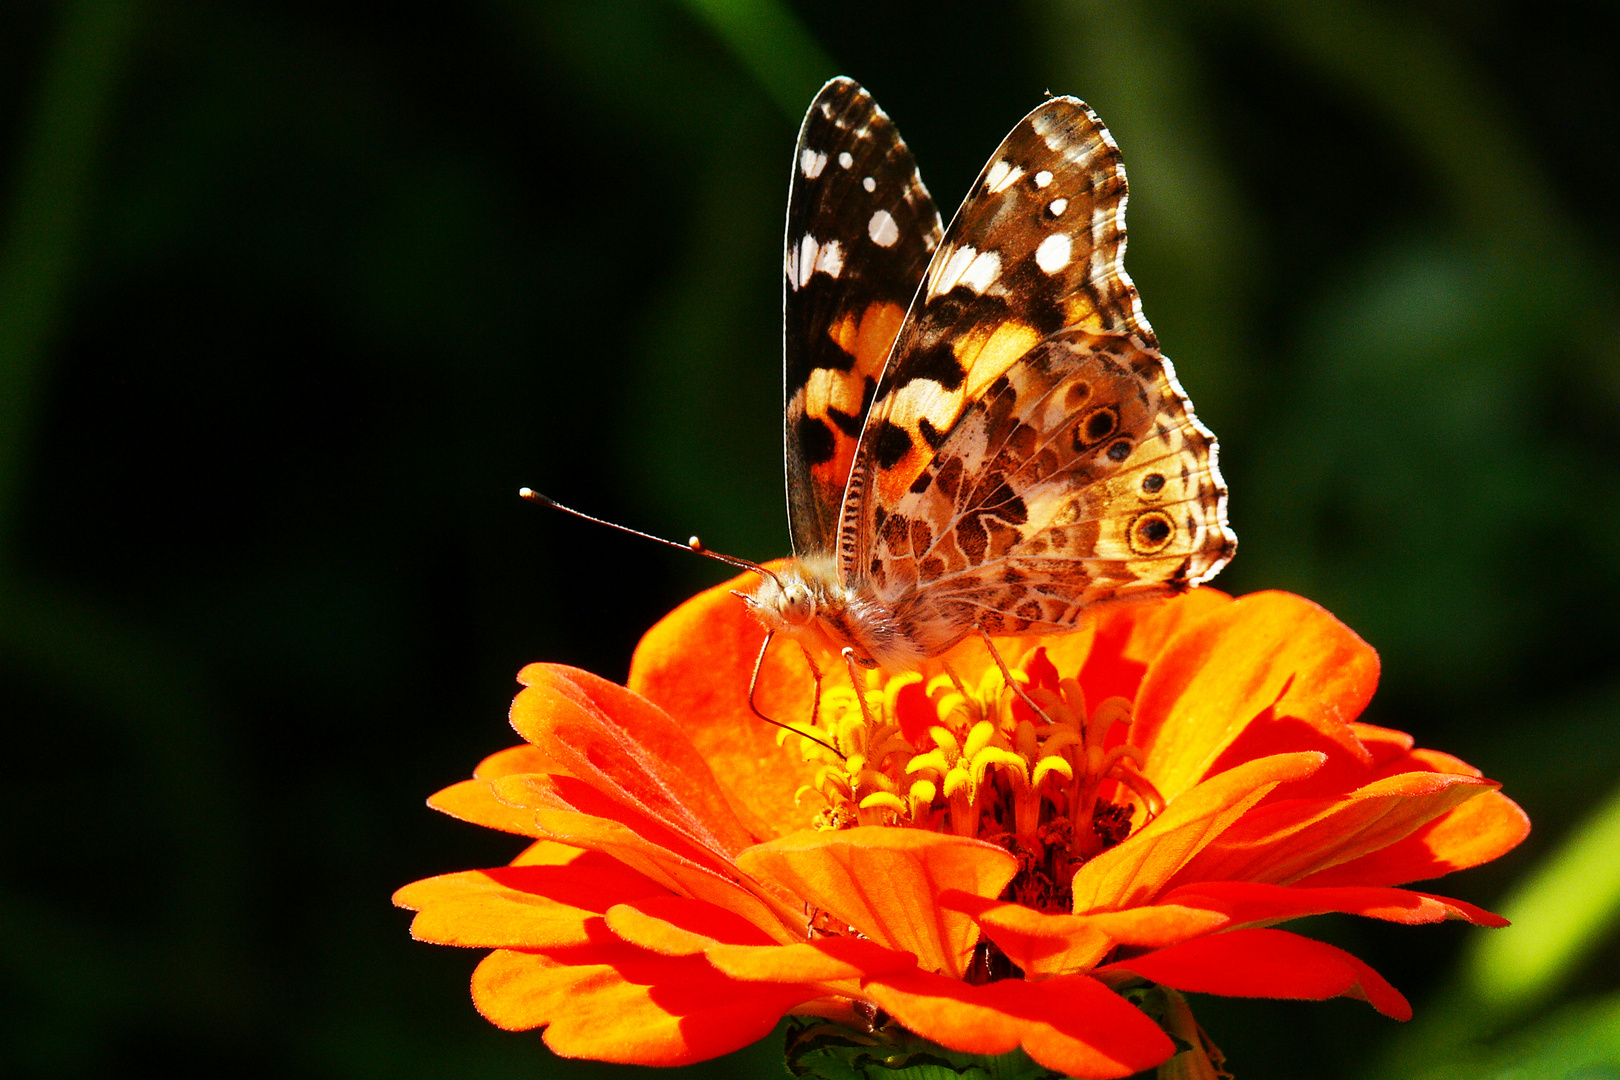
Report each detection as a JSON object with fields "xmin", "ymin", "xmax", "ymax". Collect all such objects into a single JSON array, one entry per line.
[{"xmin": 2, "ymin": 1, "xmax": 1618, "ymax": 1077}]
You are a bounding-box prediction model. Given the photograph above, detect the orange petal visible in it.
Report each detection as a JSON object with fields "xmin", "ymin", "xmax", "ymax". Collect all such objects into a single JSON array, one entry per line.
[
  {"xmin": 392, "ymin": 859, "xmax": 668, "ymax": 948},
  {"xmin": 939, "ymin": 891, "xmax": 1226, "ymax": 976},
  {"xmin": 604, "ymin": 896, "xmax": 781, "ymax": 954},
  {"xmin": 1349, "ymin": 723, "xmax": 1416, "ymax": 767},
  {"xmin": 1041, "ymin": 589, "xmax": 1234, "ymax": 708},
  {"xmin": 491, "ymin": 772, "xmax": 736, "ymax": 875},
  {"xmin": 474, "ymin": 743, "xmax": 566, "ymax": 780},
  {"xmin": 472, "ymin": 934, "xmax": 817, "ymax": 1064},
  {"xmin": 1379, "ymin": 747, "xmax": 1482, "ymax": 779},
  {"xmin": 706, "ymin": 937, "xmax": 918, "ymax": 984},
  {"xmin": 1070, "ymin": 752, "xmax": 1327, "ymax": 913},
  {"xmin": 428, "ymin": 777, "xmax": 549, "ymax": 837},
  {"xmin": 1133, "ymin": 592, "xmax": 1379, "ymax": 804},
  {"xmin": 1295, "ymin": 789, "xmax": 1530, "ymax": 888},
  {"xmin": 510, "ymin": 663, "xmax": 759, "ymax": 860},
  {"xmin": 1099, "ymin": 927, "xmax": 1411, "ymax": 1020},
  {"xmin": 512, "ymin": 839, "xmax": 590, "ymax": 866},
  {"xmin": 1160, "ymin": 880, "xmax": 1508, "ymax": 928},
  {"xmin": 628, "ymin": 567, "xmax": 823, "ymax": 838},
  {"xmin": 863, "ymin": 969, "xmax": 1174, "ymax": 1078},
  {"xmin": 1166, "ymin": 771, "xmax": 1497, "ymax": 888},
  {"xmin": 737, "ymin": 827, "xmax": 1018, "ymax": 979},
  {"xmin": 517, "ymin": 806, "xmax": 799, "ymax": 941}
]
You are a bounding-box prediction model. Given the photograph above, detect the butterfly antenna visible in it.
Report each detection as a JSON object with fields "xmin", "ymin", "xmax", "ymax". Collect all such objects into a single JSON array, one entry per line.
[{"xmin": 519, "ymin": 488, "xmax": 785, "ymax": 589}]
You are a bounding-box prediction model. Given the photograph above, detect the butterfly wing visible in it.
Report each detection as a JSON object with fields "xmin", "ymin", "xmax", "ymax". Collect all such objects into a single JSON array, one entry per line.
[
  {"xmin": 838, "ymin": 97, "xmax": 1234, "ymax": 646},
  {"xmin": 783, "ymin": 78, "xmax": 942, "ymax": 555}
]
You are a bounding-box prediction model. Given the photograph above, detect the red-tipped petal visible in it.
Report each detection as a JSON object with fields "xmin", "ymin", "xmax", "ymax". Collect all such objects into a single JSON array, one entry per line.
[
  {"xmin": 393, "ymin": 860, "xmax": 667, "ymax": 948},
  {"xmin": 737, "ymin": 827, "xmax": 1017, "ymax": 979},
  {"xmin": 1161, "ymin": 880, "xmax": 1507, "ymax": 928},
  {"xmin": 628, "ymin": 567, "xmax": 823, "ymax": 838},
  {"xmin": 1133, "ymin": 592, "xmax": 1379, "ymax": 804},
  {"xmin": 474, "ymin": 743, "xmax": 568, "ymax": 780},
  {"xmin": 511, "ymin": 664, "xmax": 758, "ymax": 859},
  {"xmin": 1100, "ymin": 927, "xmax": 1411, "ymax": 1019},
  {"xmin": 509, "ymin": 806, "xmax": 797, "ymax": 941},
  {"xmin": 706, "ymin": 937, "xmax": 918, "ymax": 984},
  {"xmin": 472, "ymin": 935, "xmax": 816, "ymax": 1064},
  {"xmin": 1043, "ymin": 589, "xmax": 1235, "ymax": 708},
  {"xmin": 1167, "ymin": 771, "xmax": 1497, "ymax": 889},
  {"xmin": 940, "ymin": 891, "xmax": 1225, "ymax": 976},
  {"xmin": 604, "ymin": 896, "xmax": 780, "ymax": 954},
  {"xmin": 428, "ymin": 777, "xmax": 548, "ymax": 837},
  {"xmin": 1295, "ymin": 789, "xmax": 1531, "ymax": 888},
  {"xmin": 864, "ymin": 969, "xmax": 1174, "ymax": 1078},
  {"xmin": 1071, "ymin": 752, "xmax": 1326, "ymax": 913}
]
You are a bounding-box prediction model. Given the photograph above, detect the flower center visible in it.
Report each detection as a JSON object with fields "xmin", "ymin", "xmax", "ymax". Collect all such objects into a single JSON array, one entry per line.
[{"xmin": 784, "ymin": 647, "xmax": 1165, "ymax": 914}]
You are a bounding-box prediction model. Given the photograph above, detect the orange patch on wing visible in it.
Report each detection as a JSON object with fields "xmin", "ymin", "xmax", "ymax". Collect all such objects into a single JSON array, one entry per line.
[
  {"xmin": 805, "ymin": 367, "xmax": 867, "ymax": 424},
  {"xmin": 827, "ymin": 301, "xmax": 905, "ymax": 379},
  {"xmin": 828, "ymin": 310, "xmax": 860, "ymax": 356},
  {"xmin": 955, "ymin": 319, "xmax": 1039, "ymax": 399},
  {"xmin": 874, "ymin": 445, "xmax": 928, "ymax": 508},
  {"xmin": 811, "ymin": 301, "xmax": 909, "ymax": 500},
  {"xmin": 852, "ymin": 301, "xmax": 905, "ymax": 375},
  {"xmin": 1064, "ymin": 295, "xmax": 1105, "ymax": 331},
  {"xmin": 810, "ymin": 443, "xmax": 859, "ymax": 498}
]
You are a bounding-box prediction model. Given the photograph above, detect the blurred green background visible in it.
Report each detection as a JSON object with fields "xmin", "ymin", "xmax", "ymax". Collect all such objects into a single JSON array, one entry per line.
[{"xmin": 2, "ymin": 1, "xmax": 1617, "ymax": 1077}]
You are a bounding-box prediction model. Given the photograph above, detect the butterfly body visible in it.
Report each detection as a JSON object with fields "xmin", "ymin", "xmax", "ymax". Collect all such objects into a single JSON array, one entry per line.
[{"xmin": 750, "ymin": 79, "xmax": 1235, "ymax": 670}]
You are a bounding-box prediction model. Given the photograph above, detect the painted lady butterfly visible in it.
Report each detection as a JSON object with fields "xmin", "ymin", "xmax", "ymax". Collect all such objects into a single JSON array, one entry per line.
[{"xmin": 746, "ymin": 78, "xmax": 1236, "ymax": 669}]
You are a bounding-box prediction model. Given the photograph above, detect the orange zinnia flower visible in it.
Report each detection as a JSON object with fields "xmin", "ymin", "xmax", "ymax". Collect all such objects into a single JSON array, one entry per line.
[{"xmin": 395, "ymin": 579, "xmax": 1528, "ymax": 1078}]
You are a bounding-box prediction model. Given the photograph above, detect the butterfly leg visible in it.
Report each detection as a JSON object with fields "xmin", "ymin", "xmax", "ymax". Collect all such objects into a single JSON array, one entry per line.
[
  {"xmin": 975, "ymin": 623, "xmax": 1058, "ymax": 726},
  {"xmin": 748, "ymin": 631, "xmax": 841, "ymax": 757},
  {"xmin": 840, "ymin": 647, "xmax": 880, "ymax": 731},
  {"xmin": 796, "ymin": 640, "xmax": 826, "ymax": 731}
]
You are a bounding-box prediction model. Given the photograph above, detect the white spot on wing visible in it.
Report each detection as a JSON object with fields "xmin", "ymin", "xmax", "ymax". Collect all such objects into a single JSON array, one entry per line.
[
  {"xmin": 838, "ymin": 151, "xmax": 853, "ymax": 169},
  {"xmin": 927, "ymin": 245, "xmax": 977, "ymax": 298},
  {"xmin": 800, "ymin": 149, "xmax": 828, "ymax": 179},
  {"xmin": 798, "ymin": 234, "xmax": 818, "ymax": 287},
  {"xmin": 1048, "ymin": 197, "xmax": 1068, "ymax": 216},
  {"xmin": 959, "ymin": 249, "xmax": 1002, "ymax": 293},
  {"xmin": 1035, "ymin": 233, "xmax": 1072, "ymax": 274},
  {"xmin": 862, "ymin": 176, "xmax": 876, "ymax": 192},
  {"xmin": 1033, "ymin": 112, "xmax": 1067, "ymax": 151},
  {"xmin": 884, "ymin": 378, "xmax": 959, "ymax": 442},
  {"xmin": 868, "ymin": 209, "xmax": 899, "ymax": 248},
  {"xmin": 1034, "ymin": 170, "xmax": 1053, "ymax": 188},
  {"xmin": 985, "ymin": 159, "xmax": 1024, "ymax": 193},
  {"xmin": 815, "ymin": 238, "xmax": 844, "ymax": 278},
  {"xmin": 785, "ymin": 245, "xmax": 799, "ymax": 291}
]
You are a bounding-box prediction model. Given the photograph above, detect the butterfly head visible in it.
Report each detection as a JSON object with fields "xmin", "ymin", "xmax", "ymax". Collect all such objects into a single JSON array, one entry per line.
[
  {"xmin": 742, "ymin": 552, "xmax": 926, "ymax": 670},
  {"xmin": 740, "ymin": 554, "xmax": 833, "ymax": 633}
]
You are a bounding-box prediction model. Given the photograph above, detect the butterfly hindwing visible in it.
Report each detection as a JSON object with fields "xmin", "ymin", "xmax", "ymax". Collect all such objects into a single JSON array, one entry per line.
[
  {"xmin": 833, "ymin": 96, "xmax": 1232, "ymax": 651},
  {"xmin": 784, "ymin": 78, "xmax": 942, "ymax": 555},
  {"xmin": 862, "ymin": 328, "xmax": 1233, "ymax": 645}
]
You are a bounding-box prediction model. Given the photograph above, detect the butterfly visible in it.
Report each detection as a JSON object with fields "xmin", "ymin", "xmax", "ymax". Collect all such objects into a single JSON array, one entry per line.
[{"xmin": 745, "ymin": 78, "xmax": 1235, "ymax": 670}]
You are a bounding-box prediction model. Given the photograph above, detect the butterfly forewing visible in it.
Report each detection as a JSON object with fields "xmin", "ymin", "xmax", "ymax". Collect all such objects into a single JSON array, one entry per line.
[
  {"xmin": 831, "ymin": 95, "xmax": 1233, "ymax": 653},
  {"xmin": 783, "ymin": 78, "xmax": 942, "ymax": 555}
]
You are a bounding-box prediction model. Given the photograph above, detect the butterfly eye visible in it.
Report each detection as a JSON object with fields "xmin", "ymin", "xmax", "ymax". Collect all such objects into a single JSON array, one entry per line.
[{"xmin": 781, "ymin": 583, "xmax": 816, "ymax": 625}]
